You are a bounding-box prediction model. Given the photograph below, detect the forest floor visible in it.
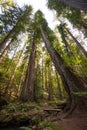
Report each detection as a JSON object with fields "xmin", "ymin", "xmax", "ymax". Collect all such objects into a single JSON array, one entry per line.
[
  {"xmin": 0, "ymin": 101, "xmax": 87, "ymax": 130},
  {"xmin": 43, "ymin": 104, "xmax": 87, "ymax": 130},
  {"xmin": 54, "ymin": 114, "xmax": 87, "ymax": 130}
]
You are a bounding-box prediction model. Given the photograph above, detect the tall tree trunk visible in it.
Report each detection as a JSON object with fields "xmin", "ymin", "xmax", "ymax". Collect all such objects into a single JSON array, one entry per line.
[
  {"xmin": 18, "ymin": 61, "xmax": 28, "ymax": 97},
  {"xmin": 59, "ymin": 0, "xmax": 87, "ymax": 11},
  {"xmin": 56, "ymin": 71, "xmax": 63, "ymax": 100},
  {"xmin": 44, "ymin": 64, "xmax": 48, "ymax": 99},
  {"xmin": 40, "ymin": 26, "xmax": 87, "ymax": 117},
  {"xmin": 41, "ymin": 53, "xmax": 44, "ymax": 89},
  {"xmin": 0, "ymin": 39, "xmax": 14, "ymax": 63},
  {"xmin": 57, "ymin": 25, "xmax": 71, "ymax": 56},
  {"xmin": 5, "ymin": 47, "xmax": 25, "ymax": 95},
  {"xmin": 20, "ymin": 41, "xmax": 36, "ymax": 102},
  {"xmin": 66, "ymin": 28, "xmax": 87, "ymax": 57},
  {"xmin": 0, "ymin": 12, "xmax": 23, "ymax": 52},
  {"xmin": 48, "ymin": 62, "xmax": 53, "ymax": 101},
  {"xmin": 40, "ymin": 26, "xmax": 72, "ymax": 100},
  {"xmin": 5, "ymin": 43, "xmax": 19, "ymax": 72},
  {"xmin": 0, "ymin": 26, "xmax": 16, "ymax": 52}
]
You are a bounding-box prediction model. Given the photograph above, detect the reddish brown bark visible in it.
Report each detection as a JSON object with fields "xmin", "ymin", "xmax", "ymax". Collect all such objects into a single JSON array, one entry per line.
[
  {"xmin": 66, "ymin": 28, "xmax": 87, "ymax": 57},
  {"xmin": 0, "ymin": 39, "xmax": 14, "ymax": 63},
  {"xmin": 5, "ymin": 46, "xmax": 25, "ymax": 95},
  {"xmin": 59, "ymin": 0, "xmax": 87, "ymax": 11},
  {"xmin": 56, "ymin": 71, "xmax": 63, "ymax": 100},
  {"xmin": 20, "ymin": 41, "xmax": 36, "ymax": 102},
  {"xmin": 40, "ymin": 26, "xmax": 87, "ymax": 116},
  {"xmin": 0, "ymin": 26, "xmax": 16, "ymax": 52}
]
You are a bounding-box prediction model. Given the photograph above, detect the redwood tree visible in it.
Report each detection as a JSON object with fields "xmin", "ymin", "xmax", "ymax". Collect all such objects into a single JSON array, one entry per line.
[
  {"xmin": 34, "ymin": 10, "xmax": 87, "ymax": 117},
  {"xmin": 40, "ymin": 25, "xmax": 87, "ymax": 117},
  {"xmin": 0, "ymin": 5, "xmax": 32, "ymax": 52},
  {"xmin": 20, "ymin": 34, "xmax": 36, "ymax": 102}
]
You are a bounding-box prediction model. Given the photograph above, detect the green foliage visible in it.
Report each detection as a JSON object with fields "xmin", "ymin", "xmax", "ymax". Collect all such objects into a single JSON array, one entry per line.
[
  {"xmin": 19, "ymin": 127, "xmax": 32, "ymax": 130},
  {"xmin": 73, "ymin": 92, "xmax": 87, "ymax": 96},
  {"xmin": 38, "ymin": 121, "xmax": 61, "ymax": 130},
  {"xmin": 0, "ymin": 0, "xmax": 87, "ymax": 114},
  {"xmin": 47, "ymin": 0, "xmax": 87, "ymax": 35},
  {"xmin": 34, "ymin": 10, "xmax": 48, "ymax": 29},
  {"xmin": 0, "ymin": 56, "xmax": 11, "ymax": 88},
  {"xmin": 0, "ymin": 4, "xmax": 32, "ymax": 42},
  {"xmin": 47, "ymin": 0, "xmax": 67, "ymax": 16},
  {"xmin": 1, "ymin": 102, "xmax": 41, "ymax": 113},
  {"xmin": 0, "ymin": 0, "xmax": 15, "ymax": 7}
]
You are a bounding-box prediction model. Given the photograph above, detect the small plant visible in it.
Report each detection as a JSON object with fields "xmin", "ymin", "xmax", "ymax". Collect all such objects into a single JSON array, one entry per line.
[
  {"xmin": 19, "ymin": 126, "xmax": 32, "ymax": 130},
  {"xmin": 38, "ymin": 121, "xmax": 61, "ymax": 130}
]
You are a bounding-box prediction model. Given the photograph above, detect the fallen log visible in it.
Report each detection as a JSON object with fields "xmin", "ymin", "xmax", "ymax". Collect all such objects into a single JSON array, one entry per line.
[{"xmin": 44, "ymin": 108, "xmax": 61, "ymax": 114}]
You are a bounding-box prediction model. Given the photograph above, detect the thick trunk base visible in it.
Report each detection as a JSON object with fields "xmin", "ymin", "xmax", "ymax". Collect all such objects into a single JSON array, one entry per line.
[{"xmin": 56, "ymin": 96, "xmax": 87, "ymax": 119}]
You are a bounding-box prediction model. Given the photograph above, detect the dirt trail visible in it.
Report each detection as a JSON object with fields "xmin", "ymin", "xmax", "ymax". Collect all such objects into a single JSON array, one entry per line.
[
  {"xmin": 55, "ymin": 115, "xmax": 87, "ymax": 130},
  {"xmin": 43, "ymin": 104, "xmax": 87, "ymax": 130}
]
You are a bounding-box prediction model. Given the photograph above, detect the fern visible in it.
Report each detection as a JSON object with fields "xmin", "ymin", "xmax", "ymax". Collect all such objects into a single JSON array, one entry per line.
[{"xmin": 38, "ymin": 121, "xmax": 61, "ymax": 130}]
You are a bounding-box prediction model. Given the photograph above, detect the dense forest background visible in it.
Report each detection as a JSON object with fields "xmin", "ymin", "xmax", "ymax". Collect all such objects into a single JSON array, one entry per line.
[{"xmin": 0, "ymin": 0, "xmax": 87, "ymax": 129}]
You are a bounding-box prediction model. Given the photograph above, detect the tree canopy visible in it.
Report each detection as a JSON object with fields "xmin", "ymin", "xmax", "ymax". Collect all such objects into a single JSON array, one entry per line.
[{"xmin": 0, "ymin": 0, "xmax": 87, "ymax": 126}]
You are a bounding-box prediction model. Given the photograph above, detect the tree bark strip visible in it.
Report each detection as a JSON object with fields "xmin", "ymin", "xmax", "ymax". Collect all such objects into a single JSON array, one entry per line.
[
  {"xmin": 5, "ymin": 45, "xmax": 25, "ymax": 95},
  {"xmin": 20, "ymin": 40, "xmax": 36, "ymax": 102},
  {"xmin": 0, "ymin": 39, "xmax": 14, "ymax": 63},
  {"xmin": 59, "ymin": 0, "xmax": 87, "ymax": 11},
  {"xmin": 66, "ymin": 28, "xmax": 87, "ymax": 57},
  {"xmin": 0, "ymin": 26, "xmax": 16, "ymax": 52},
  {"xmin": 40, "ymin": 26, "xmax": 87, "ymax": 116},
  {"xmin": 56, "ymin": 71, "xmax": 63, "ymax": 100}
]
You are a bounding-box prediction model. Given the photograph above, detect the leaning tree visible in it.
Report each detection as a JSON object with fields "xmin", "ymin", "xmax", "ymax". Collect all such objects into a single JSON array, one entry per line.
[{"xmin": 35, "ymin": 10, "xmax": 87, "ymax": 118}]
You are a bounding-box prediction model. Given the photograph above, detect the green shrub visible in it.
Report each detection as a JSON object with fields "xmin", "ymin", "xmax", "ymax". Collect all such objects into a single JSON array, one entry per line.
[{"xmin": 38, "ymin": 121, "xmax": 61, "ymax": 130}]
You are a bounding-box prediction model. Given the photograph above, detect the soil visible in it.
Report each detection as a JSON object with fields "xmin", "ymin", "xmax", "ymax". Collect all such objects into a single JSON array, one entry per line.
[
  {"xmin": 0, "ymin": 102, "xmax": 87, "ymax": 130},
  {"xmin": 54, "ymin": 110, "xmax": 87, "ymax": 130},
  {"xmin": 43, "ymin": 104, "xmax": 87, "ymax": 130},
  {"xmin": 55, "ymin": 116, "xmax": 87, "ymax": 130}
]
